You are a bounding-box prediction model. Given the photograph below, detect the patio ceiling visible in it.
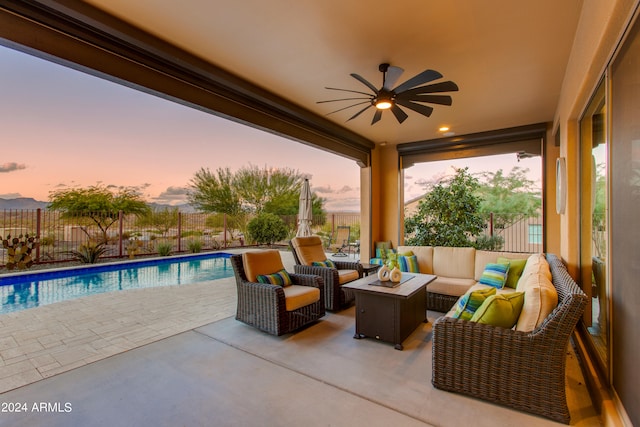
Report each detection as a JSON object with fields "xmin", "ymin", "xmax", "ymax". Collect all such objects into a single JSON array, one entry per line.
[
  {"xmin": 78, "ymin": 0, "xmax": 581, "ymax": 147},
  {"xmin": 0, "ymin": 0, "xmax": 582, "ymax": 162}
]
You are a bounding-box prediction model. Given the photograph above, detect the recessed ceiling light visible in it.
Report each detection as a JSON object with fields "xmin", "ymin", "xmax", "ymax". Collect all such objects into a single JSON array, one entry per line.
[{"xmin": 439, "ymin": 126, "xmax": 450, "ymax": 132}]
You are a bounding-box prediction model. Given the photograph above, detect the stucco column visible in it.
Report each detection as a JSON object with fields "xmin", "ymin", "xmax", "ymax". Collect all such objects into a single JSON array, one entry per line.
[{"xmin": 367, "ymin": 144, "xmax": 403, "ymax": 255}]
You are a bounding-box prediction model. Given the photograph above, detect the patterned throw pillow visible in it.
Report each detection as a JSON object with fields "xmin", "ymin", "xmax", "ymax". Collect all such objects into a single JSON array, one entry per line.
[
  {"xmin": 398, "ymin": 255, "xmax": 419, "ymax": 273},
  {"xmin": 256, "ymin": 269, "xmax": 293, "ymax": 287},
  {"xmin": 451, "ymin": 287, "xmax": 497, "ymax": 321},
  {"xmin": 312, "ymin": 259, "xmax": 337, "ymax": 268},
  {"xmin": 479, "ymin": 262, "xmax": 510, "ymax": 289}
]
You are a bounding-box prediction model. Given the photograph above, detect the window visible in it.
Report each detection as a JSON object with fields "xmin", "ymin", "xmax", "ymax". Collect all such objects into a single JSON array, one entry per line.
[{"xmin": 528, "ymin": 224, "xmax": 542, "ymax": 244}]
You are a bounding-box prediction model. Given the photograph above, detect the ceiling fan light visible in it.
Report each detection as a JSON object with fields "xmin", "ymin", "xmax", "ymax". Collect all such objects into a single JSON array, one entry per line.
[{"xmin": 375, "ymin": 100, "xmax": 393, "ymax": 110}]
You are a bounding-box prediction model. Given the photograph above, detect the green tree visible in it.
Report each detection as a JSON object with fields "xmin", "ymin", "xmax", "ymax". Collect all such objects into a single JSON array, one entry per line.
[
  {"xmin": 188, "ymin": 164, "xmax": 325, "ymax": 223},
  {"xmin": 246, "ymin": 212, "xmax": 288, "ymax": 246},
  {"xmin": 48, "ymin": 185, "xmax": 150, "ymax": 242},
  {"xmin": 404, "ymin": 167, "xmax": 485, "ymax": 247},
  {"xmin": 475, "ymin": 167, "xmax": 541, "ymax": 229},
  {"xmin": 188, "ymin": 167, "xmax": 243, "ymax": 216},
  {"xmin": 136, "ymin": 207, "xmax": 179, "ymax": 238},
  {"xmin": 233, "ymin": 165, "xmax": 324, "ymax": 216}
]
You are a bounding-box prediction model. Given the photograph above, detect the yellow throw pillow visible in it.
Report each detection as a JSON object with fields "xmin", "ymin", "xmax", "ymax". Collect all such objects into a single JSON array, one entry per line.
[{"xmin": 470, "ymin": 292, "xmax": 525, "ymax": 328}]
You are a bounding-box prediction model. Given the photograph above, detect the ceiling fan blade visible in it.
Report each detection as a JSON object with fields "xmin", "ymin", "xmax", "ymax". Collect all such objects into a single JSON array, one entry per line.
[
  {"xmin": 347, "ymin": 103, "xmax": 374, "ymax": 121},
  {"xmin": 350, "ymin": 73, "xmax": 379, "ymax": 93},
  {"xmin": 325, "ymin": 86, "xmax": 376, "ymax": 97},
  {"xmin": 326, "ymin": 101, "xmax": 372, "ymax": 115},
  {"xmin": 408, "ymin": 94, "xmax": 453, "ymax": 106},
  {"xmin": 383, "ymin": 66, "xmax": 404, "ymax": 90},
  {"xmin": 371, "ymin": 109, "xmax": 383, "ymax": 125},
  {"xmin": 317, "ymin": 96, "xmax": 373, "ymax": 104},
  {"xmin": 390, "ymin": 104, "xmax": 409, "ymax": 123},
  {"xmin": 395, "ymin": 99, "xmax": 434, "ymax": 117},
  {"xmin": 397, "ymin": 81, "xmax": 459, "ymax": 97},
  {"xmin": 392, "ymin": 69, "xmax": 443, "ymax": 93}
]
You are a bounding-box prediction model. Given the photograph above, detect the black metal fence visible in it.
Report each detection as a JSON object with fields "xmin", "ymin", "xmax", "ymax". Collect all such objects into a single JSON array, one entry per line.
[
  {"xmin": 0, "ymin": 209, "xmax": 361, "ymax": 267},
  {"xmin": 1, "ymin": 208, "xmax": 539, "ymax": 268}
]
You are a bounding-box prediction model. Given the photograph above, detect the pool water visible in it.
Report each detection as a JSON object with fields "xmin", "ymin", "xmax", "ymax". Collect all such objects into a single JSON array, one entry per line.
[{"xmin": 0, "ymin": 252, "xmax": 233, "ymax": 314}]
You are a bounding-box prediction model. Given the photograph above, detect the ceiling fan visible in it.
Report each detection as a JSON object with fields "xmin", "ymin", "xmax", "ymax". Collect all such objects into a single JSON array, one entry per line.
[{"xmin": 318, "ymin": 63, "xmax": 458, "ymax": 125}]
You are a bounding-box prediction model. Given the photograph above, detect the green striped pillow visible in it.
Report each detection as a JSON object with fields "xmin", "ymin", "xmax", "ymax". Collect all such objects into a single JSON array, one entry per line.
[
  {"xmin": 451, "ymin": 287, "xmax": 497, "ymax": 320},
  {"xmin": 479, "ymin": 262, "xmax": 510, "ymax": 289},
  {"xmin": 312, "ymin": 259, "xmax": 337, "ymax": 268},
  {"xmin": 256, "ymin": 269, "xmax": 292, "ymax": 287},
  {"xmin": 398, "ymin": 255, "xmax": 419, "ymax": 273}
]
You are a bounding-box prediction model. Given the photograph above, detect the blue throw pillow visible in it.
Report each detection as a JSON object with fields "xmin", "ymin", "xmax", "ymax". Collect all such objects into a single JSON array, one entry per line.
[{"xmin": 479, "ymin": 262, "xmax": 510, "ymax": 289}]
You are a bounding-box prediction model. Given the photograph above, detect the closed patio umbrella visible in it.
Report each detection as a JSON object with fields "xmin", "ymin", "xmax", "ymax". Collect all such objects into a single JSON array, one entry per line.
[{"xmin": 296, "ymin": 178, "xmax": 313, "ymax": 237}]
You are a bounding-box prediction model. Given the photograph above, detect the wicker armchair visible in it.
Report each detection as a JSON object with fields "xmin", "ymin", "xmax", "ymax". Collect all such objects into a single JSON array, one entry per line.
[
  {"xmin": 231, "ymin": 252, "xmax": 325, "ymax": 336},
  {"xmin": 431, "ymin": 254, "xmax": 588, "ymax": 424},
  {"xmin": 289, "ymin": 236, "xmax": 363, "ymax": 311}
]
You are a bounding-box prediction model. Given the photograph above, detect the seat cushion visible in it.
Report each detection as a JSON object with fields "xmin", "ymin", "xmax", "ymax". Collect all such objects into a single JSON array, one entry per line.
[
  {"xmin": 283, "ymin": 285, "xmax": 320, "ymax": 311},
  {"xmin": 243, "ymin": 250, "xmax": 286, "ymax": 282},
  {"xmin": 433, "ymin": 246, "xmax": 475, "ymax": 279},
  {"xmin": 427, "ymin": 276, "xmax": 477, "ymax": 298},
  {"xmin": 291, "ymin": 236, "xmax": 327, "ymax": 265},
  {"xmin": 338, "ymin": 269, "xmax": 359, "ymax": 284}
]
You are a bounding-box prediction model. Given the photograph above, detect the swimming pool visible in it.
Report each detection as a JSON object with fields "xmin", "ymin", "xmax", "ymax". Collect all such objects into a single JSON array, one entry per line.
[{"xmin": 0, "ymin": 252, "xmax": 233, "ymax": 314}]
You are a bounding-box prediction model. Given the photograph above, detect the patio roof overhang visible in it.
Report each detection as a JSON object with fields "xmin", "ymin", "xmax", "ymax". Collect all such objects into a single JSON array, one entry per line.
[{"xmin": 0, "ymin": 0, "xmax": 375, "ymax": 167}]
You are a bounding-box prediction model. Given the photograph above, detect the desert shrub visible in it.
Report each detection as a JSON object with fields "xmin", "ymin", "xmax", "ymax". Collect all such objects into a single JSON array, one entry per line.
[
  {"xmin": 187, "ymin": 239, "xmax": 203, "ymax": 253},
  {"xmin": 66, "ymin": 241, "xmax": 108, "ymax": 264},
  {"xmin": 156, "ymin": 241, "xmax": 173, "ymax": 256}
]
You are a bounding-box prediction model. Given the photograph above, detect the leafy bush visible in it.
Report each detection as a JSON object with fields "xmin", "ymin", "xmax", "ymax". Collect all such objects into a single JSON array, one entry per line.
[
  {"xmin": 66, "ymin": 241, "xmax": 108, "ymax": 264},
  {"xmin": 187, "ymin": 239, "xmax": 203, "ymax": 253},
  {"xmin": 247, "ymin": 213, "xmax": 288, "ymax": 246},
  {"xmin": 156, "ymin": 241, "xmax": 173, "ymax": 256},
  {"xmin": 473, "ymin": 234, "xmax": 505, "ymax": 251}
]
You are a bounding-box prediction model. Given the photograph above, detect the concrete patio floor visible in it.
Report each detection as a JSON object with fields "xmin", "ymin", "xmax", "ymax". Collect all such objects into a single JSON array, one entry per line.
[{"xmin": 0, "ymin": 249, "xmax": 601, "ymax": 426}]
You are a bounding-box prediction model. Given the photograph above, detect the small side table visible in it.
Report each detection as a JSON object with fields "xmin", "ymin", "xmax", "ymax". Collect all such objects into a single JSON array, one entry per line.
[{"xmin": 360, "ymin": 263, "xmax": 381, "ymax": 277}]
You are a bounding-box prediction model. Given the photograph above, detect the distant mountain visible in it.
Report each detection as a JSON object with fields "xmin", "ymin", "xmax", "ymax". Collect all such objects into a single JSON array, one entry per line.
[
  {"xmin": 0, "ymin": 197, "xmax": 49, "ymax": 210},
  {"xmin": 0, "ymin": 197, "xmax": 196, "ymax": 212}
]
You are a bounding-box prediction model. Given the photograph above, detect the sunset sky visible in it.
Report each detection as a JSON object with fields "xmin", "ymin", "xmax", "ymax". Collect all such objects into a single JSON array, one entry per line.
[{"xmin": 1, "ymin": 45, "xmax": 540, "ymax": 211}]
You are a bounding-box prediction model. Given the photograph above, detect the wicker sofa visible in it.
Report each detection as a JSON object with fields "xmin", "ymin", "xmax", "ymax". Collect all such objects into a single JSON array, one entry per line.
[
  {"xmin": 396, "ymin": 246, "xmax": 531, "ymax": 312},
  {"xmin": 431, "ymin": 254, "xmax": 588, "ymax": 424}
]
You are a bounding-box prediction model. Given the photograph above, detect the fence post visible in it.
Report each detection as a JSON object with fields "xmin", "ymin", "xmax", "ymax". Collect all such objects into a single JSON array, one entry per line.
[
  {"xmin": 177, "ymin": 212, "xmax": 182, "ymax": 252},
  {"xmin": 223, "ymin": 214, "xmax": 227, "ymax": 248},
  {"xmin": 36, "ymin": 208, "xmax": 41, "ymax": 261},
  {"xmin": 489, "ymin": 212, "xmax": 494, "ymax": 237},
  {"xmin": 118, "ymin": 210, "xmax": 124, "ymax": 257}
]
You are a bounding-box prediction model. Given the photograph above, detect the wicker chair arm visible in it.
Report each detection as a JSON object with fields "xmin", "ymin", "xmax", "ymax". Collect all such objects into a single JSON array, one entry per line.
[
  {"xmin": 237, "ymin": 279, "xmax": 286, "ymax": 301},
  {"xmin": 293, "ymin": 265, "xmax": 340, "ymax": 284},
  {"xmin": 289, "ymin": 273, "xmax": 324, "ymax": 290},
  {"xmin": 333, "ymin": 260, "xmax": 364, "ymax": 276}
]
